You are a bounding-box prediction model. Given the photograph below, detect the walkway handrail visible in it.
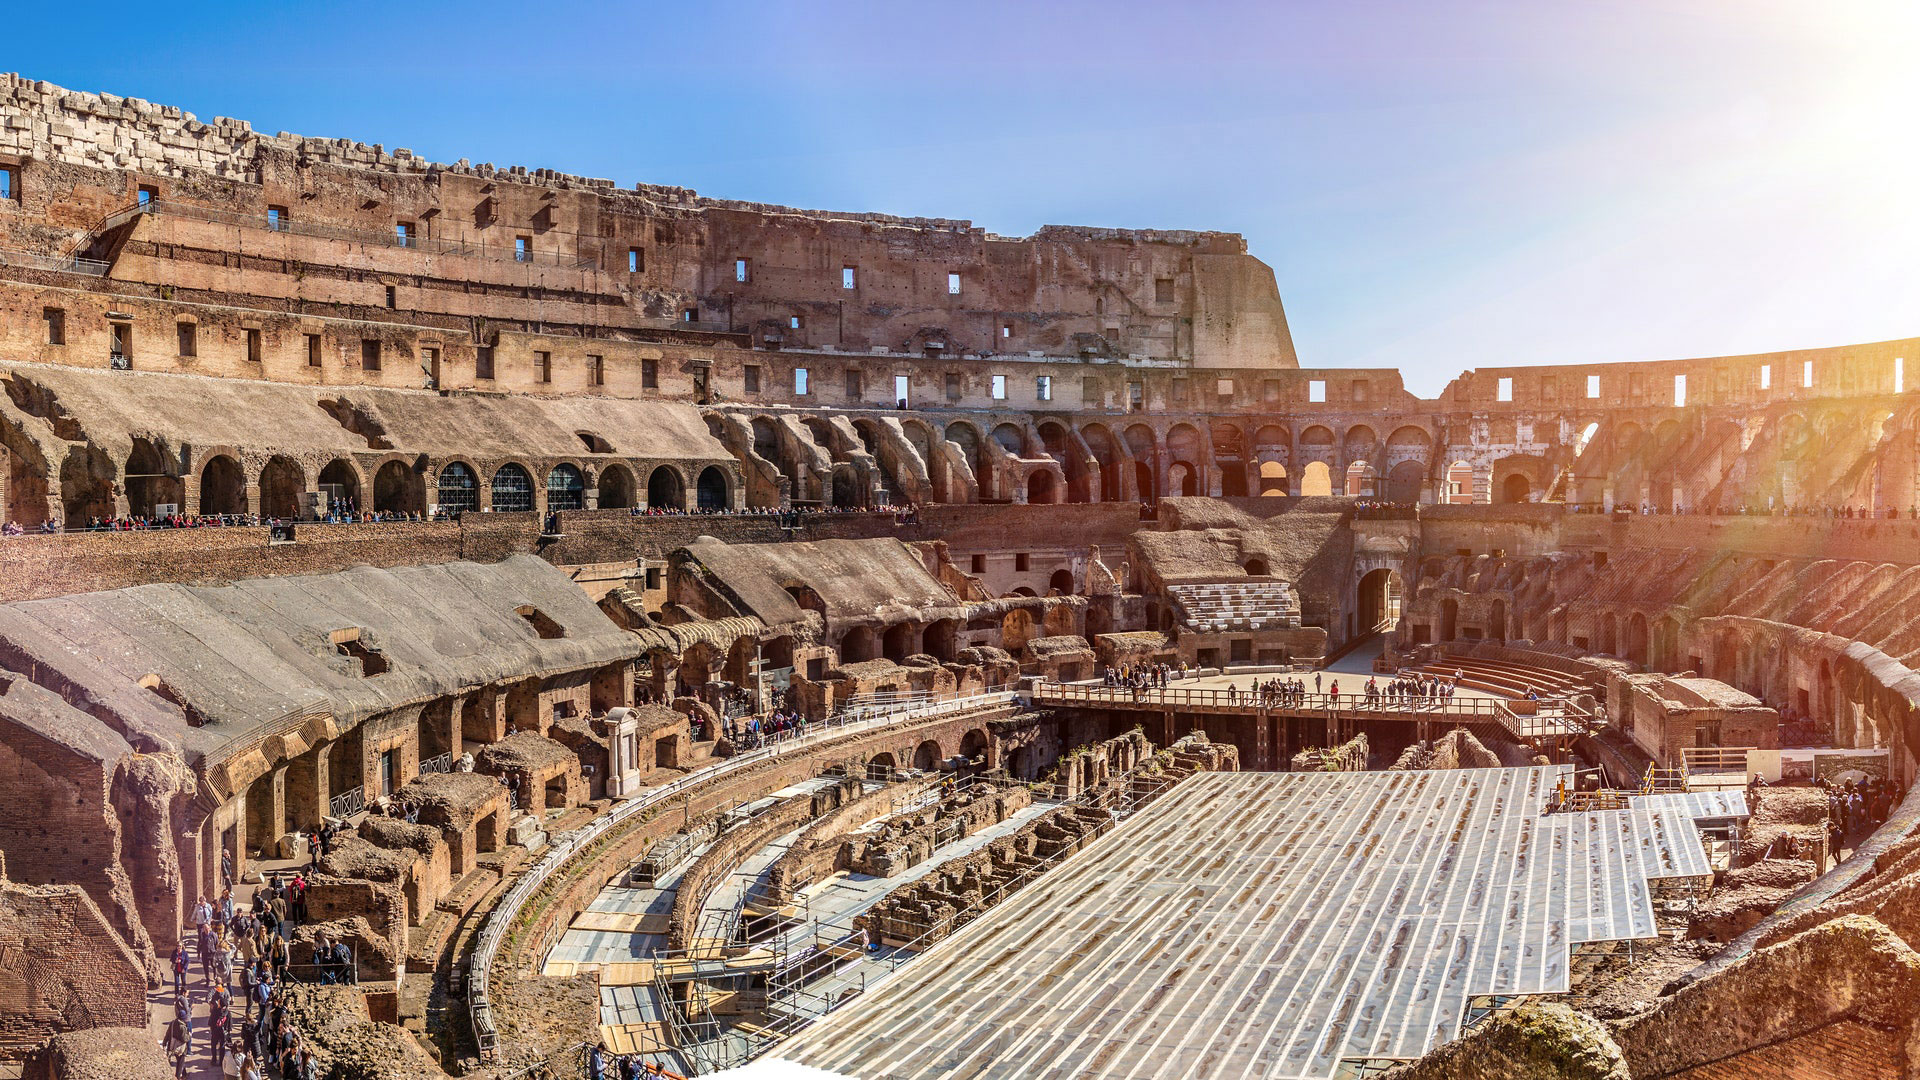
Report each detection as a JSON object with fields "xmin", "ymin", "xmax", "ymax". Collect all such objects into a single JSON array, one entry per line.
[
  {"xmin": 466, "ymin": 688, "xmax": 1017, "ymax": 1059},
  {"xmin": 1033, "ymin": 681, "xmax": 1514, "ymax": 720}
]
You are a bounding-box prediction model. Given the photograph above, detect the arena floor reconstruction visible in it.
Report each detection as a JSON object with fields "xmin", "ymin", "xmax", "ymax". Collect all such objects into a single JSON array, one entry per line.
[{"xmin": 772, "ymin": 768, "xmax": 1746, "ymax": 1079}]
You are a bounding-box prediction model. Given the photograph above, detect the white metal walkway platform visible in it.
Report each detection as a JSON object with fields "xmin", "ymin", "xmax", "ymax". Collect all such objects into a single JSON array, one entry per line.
[{"xmin": 773, "ymin": 766, "xmax": 1744, "ymax": 1080}]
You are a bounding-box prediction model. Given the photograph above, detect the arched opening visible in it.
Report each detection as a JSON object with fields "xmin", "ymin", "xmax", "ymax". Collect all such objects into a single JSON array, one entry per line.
[
  {"xmin": 1135, "ymin": 462, "xmax": 1156, "ymax": 502},
  {"xmin": 259, "ymin": 456, "xmax": 305, "ymax": 520},
  {"xmin": 921, "ymin": 619, "xmax": 956, "ymax": 662},
  {"xmin": 1258, "ymin": 461, "xmax": 1288, "ymax": 496},
  {"xmin": 1440, "ymin": 597, "xmax": 1459, "ymax": 641},
  {"xmin": 374, "ymin": 460, "xmax": 425, "ymax": 515},
  {"xmin": 945, "ymin": 422, "xmax": 990, "ymax": 497},
  {"xmin": 545, "ymin": 464, "xmax": 585, "ymax": 511},
  {"xmin": 1212, "ymin": 422, "xmax": 1248, "ymax": 497},
  {"xmin": 1626, "ymin": 611, "xmax": 1649, "ymax": 666},
  {"xmin": 647, "ymin": 466, "xmax": 686, "ymax": 510},
  {"xmin": 127, "ymin": 439, "xmax": 183, "ymax": 519},
  {"xmin": 1001, "ymin": 608, "xmax": 1035, "ymax": 652},
  {"xmin": 1599, "ymin": 612, "xmax": 1619, "ymax": 656},
  {"xmin": 1501, "ymin": 473, "xmax": 1532, "ymax": 504},
  {"xmin": 1446, "ymin": 461, "xmax": 1475, "ymax": 503},
  {"xmin": 992, "ymin": 423, "xmax": 1027, "ymax": 456},
  {"xmin": 1386, "ymin": 460, "xmax": 1426, "ymax": 504},
  {"xmin": 198, "ymin": 454, "xmax": 245, "ymax": 517},
  {"xmin": 1027, "ymin": 469, "xmax": 1058, "ymax": 504},
  {"xmin": 1168, "ymin": 462, "xmax": 1198, "ymax": 496},
  {"xmin": 959, "ymin": 728, "xmax": 990, "ymax": 765},
  {"xmin": 1358, "ymin": 568, "xmax": 1402, "ymax": 633},
  {"xmin": 830, "ymin": 465, "xmax": 860, "ymax": 508},
  {"xmin": 1082, "ymin": 424, "xmax": 1122, "ymax": 501},
  {"xmin": 866, "ymin": 752, "xmax": 896, "ymax": 781},
  {"xmin": 436, "ymin": 462, "xmax": 478, "ymax": 515},
  {"xmin": 5, "ymin": 439, "xmax": 50, "ymax": 528},
  {"xmin": 1245, "ymin": 558, "xmax": 1271, "ymax": 576},
  {"xmin": 1344, "ymin": 460, "xmax": 1373, "ymax": 497},
  {"xmin": 318, "ymin": 459, "xmax": 361, "ymax": 515},
  {"xmin": 491, "ymin": 464, "xmax": 534, "ymax": 513},
  {"xmin": 1048, "ymin": 568, "xmax": 1075, "ymax": 596},
  {"xmin": 1490, "ymin": 598, "xmax": 1507, "ymax": 641},
  {"xmin": 1300, "ymin": 461, "xmax": 1332, "ymax": 497},
  {"xmin": 840, "ymin": 626, "xmax": 876, "ymax": 663},
  {"xmin": 696, "ymin": 466, "xmax": 730, "ymax": 510},
  {"xmin": 597, "ymin": 465, "xmax": 636, "ymax": 510},
  {"xmin": 913, "ymin": 740, "xmax": 944, "ymax": 772},
  {"xmin": 882, "ymin": 622, "xmax": 916, "ymax": 663}
]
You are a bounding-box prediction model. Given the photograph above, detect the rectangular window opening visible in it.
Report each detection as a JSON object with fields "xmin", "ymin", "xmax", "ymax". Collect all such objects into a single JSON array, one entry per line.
[
  {"xmin": 110, "ymin": 322, "xmax": 131, "ymax": 367},
  {"xmin": 1673, "ymin": 373, "xmax": 1687, "ymax": 407},
  {"xmin": 945, "ymin": 373, "xmax": 962, "ymax": 402},
  {"xmin": 0, "ymin": 166, "xmax": 14, "ymax": 201},
  {"xmin": 267, "ymin": 205, "xmax": 287, "ymax": 230},
  {"xmin": 1015, "ymin": 553, "xmax": 1030, "ymax": 572},
  {"xmin": 1001, "ymin": 322, "xmax": 1013, "ymax": 339},
  {"xmin": 790, "ymin": 315, "xmax": 803, "ymax": 330},
  {"xmin": 1587, "ymin": 374, "xmax": 1601, "ymax": 399},
  {"xmin": 42, "ymin": 307, "xmax": 63, "ymax": 346},
  {"xmin": 845, "ymin": 369, "xmax": 863, "ymax": 399},
  {"xmin": 1759, "ymin": 364, "xmax": 1771, "ymax": 390},
  {"xmin": 947, "ymin": 272, "xmax": 961, "ymax": 295},
  {"xmin": 245, "ymin": 328, "xmax": 262, "ymax": 363},
  {"xmin": 642, "ymin": 358, "xmax": 658, "ymax": 389},
  {"xmin": 744, "ymin": 365, "xmax": 762, "ymax": 394},
  {"xmin": 177, "ymin": 322, "xmax": 196, "ymax": 358},
  {"xmin": 137, "ymin": 185, "xmax": 157, "ymax": 207},
  {"xmin": 1895, "ymin": 357, "xmax": 1905, "ymax": 394},
  {"xmin": 589, "ymin": 354, "xmax": 604, "ymax": 387},
  {"xmin": 894, "ymin": 373, "xmax": 909, "ymax": 407},
  {"xmin": 384, "ymin": 284, "xmax": 397, "ymax": 309},
  {"xmin": 1803, "ymin": 360, "xmax": 1814, "ymax": 388},
  {"xmin": 361, "ymin": 338, "xmax": 382, "ymax": 371},
  {"xmin": 628, "ymin": 248, "xmax": 643, "ymax": 273},
  {"xmin": 970, "ymin": 554, "xmax": 986, "ymax": 574},
  {"xmin": 991, "ymin": 374, "xmax": 1007, "ymax": 400},
  {"xmin": 514, "ymin": 235, "xmax": 531, "ymax": 262},
  {"xmin": 536, "ymin": 351, "xmax": 552, "ymax": 383},
  {"xmin": 841, "ymin": 266, "xmax": 856, "ymax": 290},
  {"xmin": 735, "ymin": 257, "xmax": 750, "ymax": 283},
  {"xmin": 396, "ymin": 221, "xmax": 415, "ymax": 247},
  {"xmin": 1308, "ymin": 379, "xmax": 1326, "ymax": 403},
  {"xmin": 1155, "ymin": 277, "xmax": 1174, "ymax": 304},
  {"xmin": 1497, "ymin": 376, "xmax": 1513, "ymax": 402},
  {"xmin": 1035, "ymin": 375, "xmax": 1052, "ymax": 401},
  {"xmin": 306, "ymin": 334, "xmax": 322, "ymax": 367},
  {"xmin": 476, "ymin": 345, "xmax": 495, "ymax": 380},
  {"xmin": 795, "ymin": 367, "xmax": 810, "ymax": 395}
]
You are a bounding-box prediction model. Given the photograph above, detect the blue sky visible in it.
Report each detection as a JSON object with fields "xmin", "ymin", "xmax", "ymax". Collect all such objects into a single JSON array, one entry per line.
[{"xmin": 8, "ymin": 0, "xmax": 1917, "ymax": 395}]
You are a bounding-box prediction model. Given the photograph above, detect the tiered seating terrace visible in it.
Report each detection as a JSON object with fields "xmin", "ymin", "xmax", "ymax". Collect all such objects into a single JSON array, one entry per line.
[
  {"xmin": 1166, "ymin": 581, "xmax": 1299, "ymax": 632},
  {"xmin": 1409, "ymin": 654, "xmax": 1592, "ymax": 699}
]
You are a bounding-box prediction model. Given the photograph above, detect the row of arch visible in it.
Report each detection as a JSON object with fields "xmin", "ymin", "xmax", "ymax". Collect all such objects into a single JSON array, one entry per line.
[{"xmin": 109, "ymin": 445, "xmax": 734, "ymax": 521}]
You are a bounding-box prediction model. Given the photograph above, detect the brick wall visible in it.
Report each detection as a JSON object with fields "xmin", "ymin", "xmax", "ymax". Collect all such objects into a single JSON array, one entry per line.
[
  {"xmin": 1667, "ymin": 1019, "xmax": 1901, "ymax": 1080},
  {"xmin": 0, "ymin": 880, "xmax": 149, "ymax": 1058}
]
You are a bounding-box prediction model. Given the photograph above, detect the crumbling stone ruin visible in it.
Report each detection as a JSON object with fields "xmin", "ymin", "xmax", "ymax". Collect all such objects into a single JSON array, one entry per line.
[{"xmin": 0, "ymin": 71, "xmax": 1917, "ymax": 1079}]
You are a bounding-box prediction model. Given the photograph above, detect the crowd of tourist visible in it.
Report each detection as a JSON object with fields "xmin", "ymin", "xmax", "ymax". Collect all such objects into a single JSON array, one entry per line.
[
  {"xmin": 722, "ymin": 707, "xmax": 813, "ymax": 750},
  {"xmin": 587, "ymin": 1043, "xmax": 678, "ymax": 1080},
  {"xmin": 161, "ymin": 869, "xmax": 348, "ymax": 1079},
  {"xmin": 1101, "ymin": 661, "xmax": 1186, "ymax": 691}
]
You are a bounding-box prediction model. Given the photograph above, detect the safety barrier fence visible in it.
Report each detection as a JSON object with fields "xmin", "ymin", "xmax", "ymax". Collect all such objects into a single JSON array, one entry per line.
[{"xmin": 466, "ymin": 689, "xmax": 1017, "ymax": 1059}]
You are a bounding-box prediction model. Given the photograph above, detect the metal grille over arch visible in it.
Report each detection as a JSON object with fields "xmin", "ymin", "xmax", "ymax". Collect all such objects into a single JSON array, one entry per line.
[
  {"xmin": 546, "ymin": 464, "xmax": 585, "ymax": 511},
  {"xmin": 491, "ymin": 463, "xmax": 534, "ymax": 513},
  {"xmin": 436, "ymin": 461, "xmax": 477, "ymax": 515}
]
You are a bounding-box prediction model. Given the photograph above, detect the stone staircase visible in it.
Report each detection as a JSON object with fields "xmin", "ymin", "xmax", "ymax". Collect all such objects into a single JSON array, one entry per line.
[{"xmin": 1166, "ymin": 582, "xmax": 1300, "ymax": 632}]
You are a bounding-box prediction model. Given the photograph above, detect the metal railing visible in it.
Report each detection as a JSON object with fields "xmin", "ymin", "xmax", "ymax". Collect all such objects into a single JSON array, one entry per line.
[
  {"xmin": 1035, "ymin": 681, "xmax": 1516, "ymax": 719},
  {"xmin": 329, "ymin": 785, "xmax": 366, "ymax": 820},
  {"xmin": 0, "ymin": 246, "xmax": 110, "ymax": 276},
  {"xmin": 465, "ymin": 688, "xmax": 1018, "ymax": 1059},
  {"xmin": 420, "ymin": 752, "xmax": 455, "ymax": 775}
]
